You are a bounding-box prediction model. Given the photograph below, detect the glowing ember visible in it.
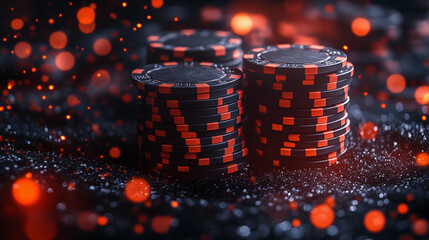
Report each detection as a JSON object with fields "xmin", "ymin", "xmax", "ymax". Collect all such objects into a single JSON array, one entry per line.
[
  {"xmin": 310, "ymin": 204, "xmax": 334, "ymax": 229},
  {"xmin": 97, "ymin": 216, "xmax": 109, "ymax": 226},
  {"xmin": 414, "ymin": 86, "xmax": 429, "ymax": 105},
  {"xmin": 151, "ymin": 0, "xmax": 163, "ymax": 9},
  {"xmin": 55, "ymin": 51, "xmax": 75, "ymax": 71},
  {"xmin": 364, "ymin": 210, "xmax": 385, "ymax": 233},
  {"xmin": 12, "ymin": 177, "xmax": 40, "ymax": 206},
  {"xmin": 14, "ymin": 41, "xmax": 32, "ymax": 59},
  {"xmin": 358, "ymin": 121, "xmax": 378, "ymax": 141},
  {"xmin": 49, "ymin": 31, "xmax": 68, "ymax": 49},
  {"xmin": 351, "ymin": 17, "xmax": 371, "ymax": 37},
  {"xmin": 151, "ymin": 216, "xmax": 173, "ymax": 234},
  {"xmin": 93, "ymin": 38, "xmax": 112, "ymax": 56},
  {"xmin": 77, "ymin": 7, "xmax": 96, "ymax": 24},
  {"xmin": 386, "ymin": 74, "xmax": 406, "ymax": 94},
  {"xmin": 11, "ymin": 18, "xmax": 24, "ymax": 30},
  {"xmin": 109, "ymin": 147, "xmax": 121, "ymax": 158},
  {"xmin": 125, "ymin": 177, "xmax": 151, "ymax": 203},
  {"xmin": 416, "ymin": 152, "xmax": 429, "ymax": 167},
  {"xmin": 397, "ymin": 203, "xmax": 408, "ymax": 214},
  {"xmin": 231, "ymin": 13, "xmax": 253, "ymax": 35}
]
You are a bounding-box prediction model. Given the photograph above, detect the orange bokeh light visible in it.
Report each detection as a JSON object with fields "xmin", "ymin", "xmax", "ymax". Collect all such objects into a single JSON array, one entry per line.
[
  {"xmin": 25, "ymin": 217, "xmax": 57, "ymax": 240},
  {"xmin": 231, "ymin": 13, "xmax": 253, "ymax": 35},
  {"xmin": 77, "ymin": 211, "xmax": 98, "ymax": 231},
  {"xmin": 386, "ymin": 73, "xmax": 406, "ymax": 94},
  {"xmin": 358, "ymin": 121, "xmax": 378, "ymax": 141},
  {"xmin": 55, "ymin": 51, "xmax": 75, "ymax": 71},
  {"xmin": 351, "ymin": 17, "xmax": 371, "ymax": 37},
  {"xmin": 413, "ymin": 219, "xmax": 429, "ymax": 236},
  {"xmin": 14, "ymin": 41, "xmax": 32, "ymax": 59},
  {"xmin": 416, "ymin": 152, "xmax": 429, "ymax": 167},
  {"xmin": 11, "ymin": 18, "xmax": 24, "ymax": 30},
  {"xmin": 397, "ymin": 203, "xmax": 408, "ymax": 214},
  {"xmin": 415, "ymin": 86, "xmax": 429, "ymax": 105},
  {"xmin": 134, "ymin": 224, "xmax": 144, "ymax": 234},
  {"xmin": 151, "ymin": 0, "xmax": 164, "ymax": 8},
  {"xmin": 77, "ymin": 7, "xmax": 96, "ymax": 24},
  {"xmin": 93, "ymin": 38, "xmax": 112, "ymax": 56},
  {"xmin": 49, "ymin": 31, "xmax": 68, "ymax": 49},
  {"xmin": 79, "ymin": 22, "xmax": 96, "ymax": 34},
  {"xmin": 12, "ymin": 177, "xmax": 40, "ymax": 206},
  {"xmin": 151, "ymin": 216, "xmax": 173, "ymax": 234},
  {"xmin": 125, "ymin": 177, "xmax": 151, "ymax": 203},
  {"xmin": 67, "ymin": 95, "xmax": 81, "ymax": 107},
  {"xmin": 364, "ymin": 210, "xmax": 386, "ymax": 233},
  {"xmin": 310, "ymin": 204, "xmax": 334, "ymax": 229},
  {"xmin": 109, "ymin": 147, "xmax": 121, "ymax": 158},
  {"xmin": 91, "ymin": 69, "xmax": 111, "ymax": 86},
  {"xmin": 97, "ymin": 216, "xmax": 109, "ymax": 226}
]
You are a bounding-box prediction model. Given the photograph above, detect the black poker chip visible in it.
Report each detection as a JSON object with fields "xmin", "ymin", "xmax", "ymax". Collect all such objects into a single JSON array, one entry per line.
[
  {"xmin": 252, "ymin": 111, "xmax": 347, "ymax": 126},
  {"xmin": 140, "ymin": 89, "xmax": 243, "ymax": 109},
  {"xmin": 140, "ymin": 107, "xmax": 244, "ymax": 124},
  {"xmin": 246, "ymin": 84, "xmax": 350, "ymax": 100},
  {"xmin": 139, "ymin": 99, "xmax": 243, "ymax": 117},
  {"xmin": 243, "ymin": 44, "xmax": 347, "ymax": 75},
  {"xmin": 246, "ymin": 76, "xmax": 351, "ymax": 92},
  {"xmin": 138, "ymin": 85, "xmax": 240, "ymax": 100},
  {"xmin": 255, "ymin": 97, "xmax": 349, "ymax": 118},
  {"xmin": 268, "ymin": 148, "xmax": 348, "ymax": 169},
  {"xmin": 255, "ymin": 140, "xmax": 346, "ymax": 158},
  {"xmin": 140, "ymin": 127, "xmax": 243, "ymax": 146},
  {"xmin": 146, "ymin": 148, "xmax": 249, "ymax": 166},
  {"xmin": 249, "ymin": 92, "xmax": 348, "ymax": 109},
  {"xmin": 132, "ymin": 62, "xmax": 242, "ymax": 94}
]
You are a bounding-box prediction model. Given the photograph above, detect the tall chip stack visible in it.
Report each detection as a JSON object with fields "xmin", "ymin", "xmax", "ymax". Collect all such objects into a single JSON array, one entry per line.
[
  {"xmin": 132, "ymin": 62, "xmax": 248, "ymax": 176},
  {"xmin": 243, "ymin": 44, "xmax": 352, "ymax": 168},
  {"xmin": 146, "ymin": 29, "xmax": 243, "ymax": 68}
]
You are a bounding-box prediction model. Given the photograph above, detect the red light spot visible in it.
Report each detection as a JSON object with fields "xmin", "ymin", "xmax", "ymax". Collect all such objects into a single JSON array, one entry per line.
[
  {"xmin": 352, "ymin": 18, "xmax": 371, "ymax": 37},
  {"xmin": 358, "ymin": 121, "xmax": 378, "ymax": 141},
  {"xmin": 55, "ymin": 51, "xmax": 75, "ymax": 71},
  {"xmin": 91, "ymin": 69, "xmax": 111, "ymax": 87},
  {"xmin": 79, "ymin": 22, "xmax": 96, "ymax": 34},
  {"xmin": 49, "ymin": 31, "xmax": 68, "ymax": 49},
  {"xmin": 415, "ymin": 86, "xmax": 429, "ymax": 105},
  {"xmin": 109, "ymin": 147, "xmax": 121, "ymax": 158},
  {"xmin": 151, "ymin": 216, "xmax": 173, "ymax": 234},
  {"xmin": 364, "ymin": 210, "xmax": 385, "ymax": 233},
  {"xmin": 292, "ymin": 219, "xmax": 301, "ymax": 227},
  {"xmin": 134, "ymin": 224, "xmax": 144, "ymax": 234},
  {"xmin": 231, "ymin": 13, "xmax": 253, "ymax": 35},
  {"xmin": 93, "ymin": 38, "xmax": 112, "ymax": 56},
  {"xmin": 14, "ymin": 41, "xmax": 32, "ymax": 58},
  {"xmin": 125, "ymin": 177, "xmax": 151, "ymax": 203},
  {"xmin": 11, "ymin": 18, "xmax": 24, "ymax": 30},
  {"xmin": 151, "ymin": 0, "xmax": 163, "ymax": 8},
  {"xmin": 310, "ymin": 204, "xmax": 334, "ymax": 229},
  {"xmin": 97, "ymin": 216, "xmax": 109, "ymax": 226},
  {"xmin": 67, "ymin": 95, "xmax": 81, "ymax": 107},
  {"xmin": 397, "ymin": 203, "xmax": 408, "ymax": 215},
  {"xmin": 413, "ymin": 219, "xmax": 428, "ymax": 235},
  {"xmin": 416, "ymin": 152, "xmax": 429, "ymax": 167},
  {"xmin": 12, "ymin": 177, "xmax": 40, "ymax": 206},
  {"xmin": 171, "ymin": 200, "xmax": 179, "ymax": 208},
  {"xmin": 77, "ymin": 7, "xmax": 95, "ymax": 24},
  {"xmin": 386, "ymin": 74, "xmax": 406, "ymax": 94}
]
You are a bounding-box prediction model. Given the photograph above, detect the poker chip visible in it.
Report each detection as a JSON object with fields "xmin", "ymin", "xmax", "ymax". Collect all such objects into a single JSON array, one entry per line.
[
  {"xmin": 146, "ymin": 29, "xmax": 243, "ymax": 67},
  {"xmin": 133, "ymin": 60, "xmax": 247, "ymax": 176},
  {"xmin": 244, "ymin": 44, "xmax": 352, "ymax": 168}
]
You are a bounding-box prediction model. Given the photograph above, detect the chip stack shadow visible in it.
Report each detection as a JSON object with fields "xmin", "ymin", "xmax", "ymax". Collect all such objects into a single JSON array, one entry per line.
[
  {"xmin": 146, "ymin": 29, "xmax": 243, "ymax": 68},
  {"xmin": 132, "ymin": 62, "xmax": 248, "ymax": 176},
  {"xmin": 243, "ymin": 44, "xmax": 353, "ymax": 169}
]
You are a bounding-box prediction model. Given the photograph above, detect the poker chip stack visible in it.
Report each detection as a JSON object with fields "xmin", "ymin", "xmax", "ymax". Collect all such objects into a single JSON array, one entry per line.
[
  {"xmin": 146, "ymin": 29, "xmax": 243, "ymax": 68},
  {"xmin": 132, "ymin": 62, "xmax": 248, "ymax": 176},
  {"xmin": 243, "ymin": 44, "xmax": 353, "ymax": 169}
]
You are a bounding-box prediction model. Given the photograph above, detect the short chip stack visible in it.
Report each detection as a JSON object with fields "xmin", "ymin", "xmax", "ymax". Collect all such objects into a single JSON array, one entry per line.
[
  {"xmin": 132, "ymin": 62, "xmax": 248, "ymax": 176},
  {"xmin": 146, "ymin": 29, "xmax": 243, "ymax": 68},
  {"xmin": 243, "ymin": 44, "xmax": 352, "ymax": 168}
]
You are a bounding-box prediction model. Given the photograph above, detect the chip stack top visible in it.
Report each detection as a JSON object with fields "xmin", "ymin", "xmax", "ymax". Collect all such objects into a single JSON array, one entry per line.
[
  {"xmin": 243, "ymin": 44, "xmax": 353, "ymax": 169},
  {"xmin": 146, "ymin": 29, "xmax": 243, "ymax": 68},
  {"xmin": 132, "ymin": 62, "xmax": 248, "ymax": 177}
]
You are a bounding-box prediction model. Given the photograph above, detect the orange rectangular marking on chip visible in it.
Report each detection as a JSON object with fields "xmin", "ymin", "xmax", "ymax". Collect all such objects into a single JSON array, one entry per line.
[
  {"xmin": 316, "ymin": 124, "xmax": 327, "ymax": 132},
  {"xmin": 162, "ymin": 158, "xmax": 169, "ymax": 164},
  {"xmin": 306, "ymin": 148, "xmax": 316, "ymax": 156},
  {"xmin": 173, "ymin": 117, "xmax": 185, "ymax": 124},
  {"xmin": 147, "ymin": 35, "xmax": 159, "ymax": 41},
  {"xmin": 256, "ymin": 149, "xmax": 263, "ymax": 156},
  {"xmin": 311, "ymin": 108, "xmax": 323, "ymax": 117},
  {"xmin": 226, "ymin": 126, "xmax": 235, "ymax": 133},
  {"xmin": 195, "ymin": 83, "xmax": 210, "ymax": 93},
  {"xmin": 324, "ymin": 131, "xmax": 334, "ymax": 139},
  {"xmin": 329, "ymin": 158, "xmax": 337, "ymax": 164},
  {"xmin": 170, "ymin": 109, "xmax": 181, "ymax": 116},
  {"xmin": 223, "ymin": 154, "xmax": 233, "ymax": 163},
  {"xmin": 255, "ymin": 126, "xmax": 261, "ymax": 134},
  {"xmin": 221, "ymin": 112, "xmax": 231, "ymax": 121},
  {"xmin": 327, "ymin": 82, "xmax": 337, "ymax": 90},
  {"xmin": 303, "ymin": 64, "xmax": 318, "ymax": 75},
  {"xmin": 288, "ymin": 134, "xmax": 300, "ymax": 141},
  {"xmin": 212, "ymin": 135, "xmax": 223, "ymax": 144},
  {"xmin": 303, "ymin": 80, "xmax": 314, "ymax": 85},
  {"xmin": 309, "ymin": 91, "xmax": 321, "ymax": 99},
  {"xmin": 228, "ymin": 139, "xmax": 236, "ymax": 147},
  {"xmin": 318, "ymin": 116, "xmax": 328, "ymax": 124},
  {"xmin": 197, "ymin": 93, "xmax": 210, "ymax": 100},
  {"xmin": 264, "ymin": 63, "xmax": 280, "ymax": 74},
  {"xmin": 207, "ymin": 122, "xmax": 219, "ymax": 131},
  {"xmin": 260, "ymin": 136, "xmax": 267, "ymax": 144},
  {"xmin": 148, "ymin": 92, "xmax": 157, "ymax": 98},
  {"xmin": 199, "ymin": 158, "xmax": 209, "ymax": 166},
  {"xmin": 145, "ymin": 120, "xmax": 153, "ymax": 128},
  {"xmin": 178, "ymin": 166, "xmax": 189, "ymax": 172},
  {"xmin": 243, "ymin": 54, "xmax": 255, "ymax": 59},
  {"xmin": 258, "ymin": 105, "xmax": 267, "ymax": 114},
  {"xmin": 217, "ymin": 105, "xmax": 227, "ymax": 114},
  {"xmin": 276, "ymin": 75, "xmax": 286, "ymax": 82},
  {"xmin": 159, "ymin": 55, "xmax": 169, "ymax": 61},
  {"xmin": 184, "ymin": 153, "xmax": 196, "ymax": 159},
  {"xmin": 272, "ymin": 123, "xmax": 283, "ymax": 131},
  {"xmin": 173, "ymin": 47, "xmax": 188, "ymax": 58},
  {"xmin": 158, "ymin": 83, "xmax": 174, "ymax": 94},
  {"xmin": 212, "ymin": 45, "xmax": 226, "ymax": 56},
  {"xmin": 185, "ymin": 138, "xmax": 200, "ymax": 146},
  {"xmin": 283, "ymin": 117, "xmax": 294, "ymax": 125},
  {"xmin": 283, "ymin": 142, "xmax": 295, "ymax": 148},
  {"xmin": 148, "ymin": 135, "xmax": 156, "ymax": 142},
  {"xmin": 225, "ymin": 146, "xmax": 235, "ymax": 155},
  {"xmin": 227, "ymin": 88, "xmax": 234, "ymax": 94},
  {"xmin": 318, "ymin": 140, "xmax": 328, "ymax": 147},
  {"xmin": 132, "ymin": 69, "xmax": 144, "ymax": 74},
  {"xmin": 152, "ymin": 114, "xmax": 162, "ymax": 122},
  {"xmin": 189, "ymin": 145, "xmax": 201, "ymax": 153},
  {"xmin": 337, "ymin": 103, "xmax": 345, "ymax": 112},
  {"xmin": 328, "ymin": 152, "xmax": 337, "ymax": 158},
  {"xmin": 273, "ymin": 83, "xmax": 283, "ymax": 91},
  {"xmin": 150, "ymin": 43, "xmax": 163, "ymax": 48},
  {"xmin": 328, "ymin": 74, "xmax": 338, "ymax": 82},
  {"xmin": 167, "ymin": 100, "xmax": 179, "ymax": 108},
  {"xmin": 273, "ymin": 160, "xmax": 279, "ymax": 167},
  {"xmin": 227, "ymin": 164, "xmax": 238, "ymax": 173},
  {"xmin": 218, "ymin": 98, "xmax": 224, "ymax": 105},
  {"xmin": 162, "ymin": 145, "xmax": 173, "ymax": 152},
  {"xmin": 256, "ymin": 79, "xmax": 262, "ymax": 86},
  {"xmin": 282, "ymin": 92, "xmax": 293, "ymax": 99},
  {"xmin": 280, "ymin": 148, "xmax": 291, "ymax": 156},
  {"xmin": 176, "ymin": 125, "xmax": 189, "ymax": 132},
  {"xmin": 314, "ymin": 99, "xmax": 326, "ymax": 107},
  {"xmin": 155, "ymin": 129, "xmax": 165, "ymax": 137},
  {"xmin": 279, "ymin": 99, "xmax": 291, "ymax": 108}
]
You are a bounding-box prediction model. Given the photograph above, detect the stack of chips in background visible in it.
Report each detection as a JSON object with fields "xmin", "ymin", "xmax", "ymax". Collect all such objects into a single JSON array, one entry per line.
[{"xmin": 243, "ymin": 44, "xmax": 353, "ymax": 168}]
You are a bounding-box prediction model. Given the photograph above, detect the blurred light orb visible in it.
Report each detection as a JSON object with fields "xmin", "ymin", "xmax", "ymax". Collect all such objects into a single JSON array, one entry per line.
[
  {"xmin": 11, "ymin": 18, "xmax": 24, "ymax": 30},
  {"xmin": 77, "ymin": 7, "xmax": 96, "ymax": 24},
  {"xmin": 79, "ymin": 22, "xmax": 96, "ymax": 34},
  {"xmin": 386, "ymin": 73, "xmax": 406, "ymax": 93},
  {"xmin": 14, "ymin": 41, "xmax": 32, "ymax": 59},
  {"xmin": 12, "ymin": 177, "xmax": 40, "ymax": 206},
  {"xmin": 310, "ymin": 204, "xmax": 335, "ymax": 229},
  {"xmin": 55, "ymin": 51, "xmax": 75, "ymax": 71},
  {"xmin": 93, "ymin": 38, "xmax": 112, "ymax": 56},
  {"xmin": 151, "ymin": 0, "xmax": 164, "ymax": 8},
  {"xmin": 416, "ymin": 152, "xmax": 429, "ymax": 167},
  {"xmin": 415, "ymin": 86, "xmax": 429, "ymax": 105},
  {"xmin": 91, "ymin": 69, "xmax": 111, "ymax": 86},
  {"xmin": 358, "ymin": 121, "xmax": 378, "ymax": 141},
  {"xmin": 231, "ymin": 13, "xmax": 253, "ymax": 35},
  {"xmin": 352, "ymin": 17, "xmax": 371, "ymax": 37},
  {"xmin": 125, "ymin": 177, "xmax": 151, "ymax": 203},
  {"xmin": 49, "ymin": 31, "xmax": 68, "ymax": 49},
  {"xmin": 364, "ymin": 210, "xmax": 386, "ymax": 233}
]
